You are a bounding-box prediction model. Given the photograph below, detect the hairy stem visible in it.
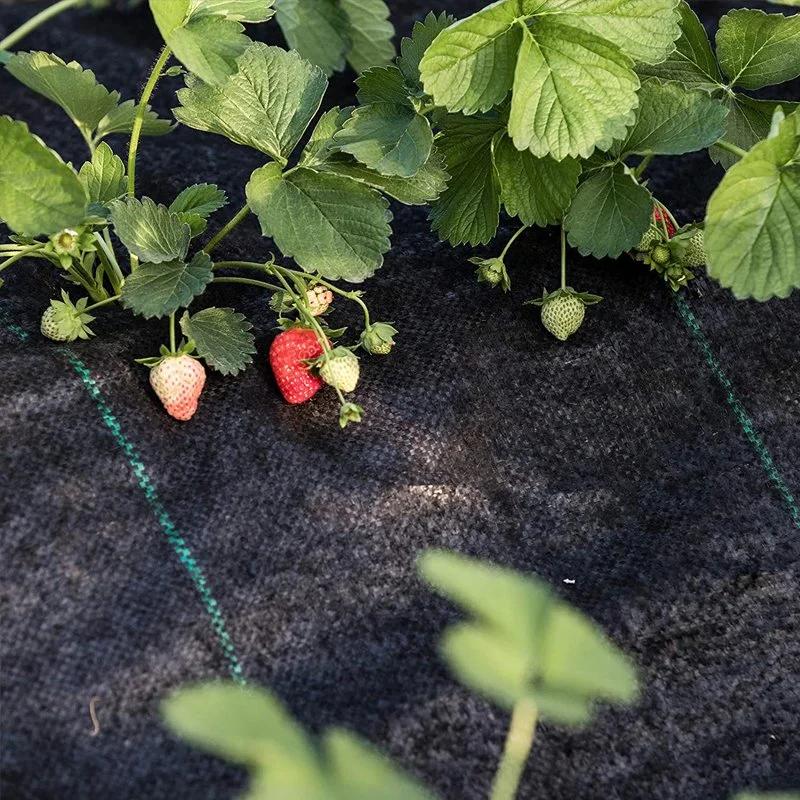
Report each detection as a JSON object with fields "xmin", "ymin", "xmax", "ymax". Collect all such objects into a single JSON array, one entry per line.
[
  {"xmin": 0, "ymin": 243, "xmax": 45, "ymax": 271},
  {"xmin": 714, "ymin": 139, "xmax": 748, "ymax": 160},
  {"xmin": 0, "ymin": 0, "xmax": 86, "ymax": 50},
  {"xmin": 490, "ymin": 700, "xmax": 538, "ymax": 800},
  {"xmin": 169, "ymin": 312, "xmax": 176, "ymax": 354},
  {"xmin": 94, "ymin": 231, "xmax": 125, "ymax": 290},
  {"xmin": 560, "ymin": 225, "xmax": 567, "ymax": 290},
  {"xmin": 204, "ymin": 205, "xmax": 251, "ymax": 255},
  {"xmin": 500, "ymin": 224, "xmax": 530, "ymax": 262},
  {"xmin": 83, "ymin": 295, "xmax": 121, "ymax": 313},
  {"xmin": 632, "ymin": 154, "xmax": 654, "ymax": 180},
  {"xmin": 212, "ymin": 276, "xmax": 282, "ymax": 292}
]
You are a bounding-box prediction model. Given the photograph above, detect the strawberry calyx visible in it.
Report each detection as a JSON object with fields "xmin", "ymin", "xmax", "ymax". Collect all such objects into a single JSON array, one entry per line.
[{"xmin": 469, "ymin": 255, "xmax": 511, "ymax": 291}]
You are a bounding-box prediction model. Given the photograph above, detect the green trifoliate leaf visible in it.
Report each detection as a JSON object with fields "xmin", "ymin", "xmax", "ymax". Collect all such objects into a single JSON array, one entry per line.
[
  {"xmin": 0, "ymin": 117, "xmax": 86, "ymax": 236},
  {"xmin": 338, "ymin": 0, "xmax": 394, "ymax": 73},
  {"xmin": 274, "ymin": 0, "xmax": 350, "ymax": 75},
  {"xmin": 188, "ymin": 0, "xmax": 275, "ymax": 22},
  {"xmin": 169, "ymin": 183, "xmax": 228, "ymax": 218},
  {"xmin": 324, "ymin": 730, "xmax": 437, "ymax": 800},
  {"xmin": 179, "ymin": 307, "xmax": 256, "ymax": 375},
  {"xmin": 246, "ymin": 163, "xmax": 392, "ymax": 282},
  {"xmin": 493, "ymin": 134, "xmax": 580, "ymax": 227},
  {"xmin": 333, "ymin": 102, "xmax": 433, "ymax": 177},
  {"xmin": 174, "ymin": 44, "xmax": 327, "ymax": 163},
  {"xmin": 705, "ymin": 109, "xmax": 800, "ymax": 300},
  {"xmin": 94, "ymin": 99, "xmax": 173, "ymax": 140},
  {"xmin": 356, "ymin": 66, "xmax": 411, "ymax": 106},
  {"xmin": 418, "ymin": 0, "xmax": 522, "ymax": 114},
  {"xmin": 616, "ymin": 78, "xmax": 728, "ymax": 157},
  {"xmin": 563, "ymin": 165, "xmax": 653, "ymax": 258},
  {"xmin": 637, "ymin": 1, "xmax": 722, "ymax": 90},
  {"xmin": 509, "ymin": 19, "xmax": 638, "ymax": 159},
  {"xmin": 716, "ymin": 9, "xmax": 800, "ymax": 91},
  {"xmin": 397, "ymin": 11, "xmax": 455, "ymax": 88},
  {"xmin": 78, "ymin": 142, "xmax": 126, "ymax": 204},
  {"xmin": 110, "ymin": 196, "xmax": 191, "ymax": 264},
  {"xmin": 121, "ymin": 251, "xmax": 213, "ymax": 318}
]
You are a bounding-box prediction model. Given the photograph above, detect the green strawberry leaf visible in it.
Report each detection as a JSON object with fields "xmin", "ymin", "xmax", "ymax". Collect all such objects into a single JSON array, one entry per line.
[
  {"xmin": 356, "ymin": 66, "xmax": 411, "ymax": 106},
  {"xmin": 493, "ymin": 133, "xmax": 581, "ymax": 227},
  {"xmin": 397, "ymin": 11, "xmax": 455, "ymax": 88},
  {"xmin": 299, "ymin": 106, "xmax": 353, "ymax": 168},
  {"xmin": 563, "ymin": 165, "xmax": 653, "ymax": 258},
  {"xmin": 121, "ymin": 251, "xmax": 213, "ymax": 318},
  {"xmin": 617, "ymin": 78, "xmax": 728, "ymax": 157},
  {"xmin": 246, "ymin": 163, "xmax": 392, "ymax": 281},
  {"xmin": 419, "ymin": 0, "xmax": 522, "ymax": 114},
  {"xmin": 429, "ymin": 114, "xmax": 502, "ymax": 246},
  {"xmin": 94, "ymin": 98, "xmax": 173, "ymax": 141},
  {"xmin": 716, "ymin": 9, "xmax": 800, "ymax": 91},
  {"xmin": 637, "ymin": 1, "xmax": 723, "ymax": 90},
  {"xmin": 110, "ymin": 196, "xmax": 191, "ymax": 264},
  {"xmin": 179, "ymin": 307, "xmax": 256, "ymax": 375},
  {"xmin": 189, "ymin": 0, "xmax": 275, "ymax": 22},
  {"xmin": 333, "ymin": 102, "xmax": 433, "ymax": 177},
  {"xmin": 509, "ymin": 19, "xmax": 639, "ymax": 160},
  {"xmin": 274, "ymin": 0, "xmax": 350, "ymax": 75},
  {"xmin": 177, "ymin": 212, "xmax": 208, "ymax": 237},
  {"xmin": 169, "ymin": 183, "xmax": 228, "ymax": 218},
  {"xmin": 174, "ymin": 44, "xmax": 327, "ymax": 163},
  {"xmin": 0, "ymin": 116, "xmax": 87, "ymax": 236},
  {"xmin": 705, "ymin": 109, "xmax": 800, "ymax": 300},
  {"xmin": 338, "ymin": 0, "xmax": 394, "ymax": 73},
  {"xmin": 78, "ymin": 142, "xmax": 127, "ymax": 204}
]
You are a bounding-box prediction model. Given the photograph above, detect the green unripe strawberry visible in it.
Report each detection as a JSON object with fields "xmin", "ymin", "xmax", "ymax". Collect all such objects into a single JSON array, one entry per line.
[
  {"xmin": 541, "ymin": 295, "xmax": 586, "ymax": 341},
  {"xmin": 651, "ymin": 245, "xmax": 671, "ymax": 266},
  {"xmin": 359, "ymin": 322, "xmax": 397, "ymax": 355},
  {"xmin": 40, "ymin": 306, "xmax": 71, "ymax": 341},
  {"xmin": 40, "ymin": 291, "xmax": 95, "ymax": 341},
  {"xmin": 682, "ymin": 229, "xmax": 705, "ymax": 267},
  {"xmin": 320, "ymin": 347, "xmax": 360, "ymax": 393},
  {"xmin": 636, "ymin": 226, "xmax": 661, "ymax": 252}
]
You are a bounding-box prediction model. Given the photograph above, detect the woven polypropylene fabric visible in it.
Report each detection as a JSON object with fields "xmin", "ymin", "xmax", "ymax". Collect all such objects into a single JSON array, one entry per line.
[{"xmin": 1, "ymin": 2, "xmax": 799, "ymax": 799}]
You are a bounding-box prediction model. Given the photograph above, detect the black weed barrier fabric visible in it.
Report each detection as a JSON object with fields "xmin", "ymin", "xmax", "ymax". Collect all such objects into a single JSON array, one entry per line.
[{"xmin": 1, "ymin": 2, "xmax": 800, "ymax": 798}]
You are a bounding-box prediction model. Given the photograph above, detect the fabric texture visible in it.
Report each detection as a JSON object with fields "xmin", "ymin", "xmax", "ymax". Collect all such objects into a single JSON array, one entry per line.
[{"xmin": 1, "ymin": 2, "xmax": 799, "ymax": 798}]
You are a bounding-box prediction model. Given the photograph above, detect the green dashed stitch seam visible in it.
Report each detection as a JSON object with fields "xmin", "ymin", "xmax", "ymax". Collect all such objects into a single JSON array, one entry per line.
[
  {"xmin": 2, "ymin": 315, "xmax": 245, "ymax": 682},
  {"xmin": 674, "ymin": 293, "xmax": 800, "ymax": 530}
]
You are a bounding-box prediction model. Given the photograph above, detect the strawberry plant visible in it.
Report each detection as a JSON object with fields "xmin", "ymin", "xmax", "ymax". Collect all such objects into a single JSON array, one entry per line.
[{"xmin": 161, "ymin": 550, "xmax": 639, "ymax": 800}]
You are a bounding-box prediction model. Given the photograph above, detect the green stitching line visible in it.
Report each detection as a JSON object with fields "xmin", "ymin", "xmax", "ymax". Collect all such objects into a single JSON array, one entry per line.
[
  {"xmin": 674, "ymin": 294, "xmax": 800, "ymax": 530},
  {"xmin": 2, "ymin": 315, "xmax": 245, "ymax": 682}
]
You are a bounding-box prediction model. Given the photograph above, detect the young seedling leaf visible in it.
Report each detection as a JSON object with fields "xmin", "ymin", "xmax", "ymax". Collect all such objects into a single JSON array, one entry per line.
[
  {"xmin": 0, "ymin": 116, "xmax": 87, "ymax": 236},
  {"xmin": 705, "ymin": 109, "xmax": 800, "ymax": 300},
  {"xmin": 419, "ymin": 0, "xmax": 522, "ymax": 114},
  {"xmin": 509, "ymin": 20, "xmax": 638, "ymax": 160},
  {"xmin": 274, "ymin": 0, "xmax": 350, "ymax": 75},
  {"xmin": 189, "ymin": 0, "xmax": 275, "ymax": 23},
  {"xmin": 637, "ymin": 0, "xmax": 723, "ymax": 90},
  {"xmin": 428, "ymin": 114, "xmax": 502, "ymax": 245},
  {"xmin": 356, "ymin": 66, "xmax": 411, "ymax": 106},
  {"xmin": 169, "ymin": 183, "xmax": 228, "ymax": 218},
  {"xmin": 716, "ymin": 9, "xmax": 800, "ymax": 91},
  {"xmin": 110, "ymin": 196, "xmax": 191, "ymax": 264},
  {"xmin": 397, "ymin": 11, "xmax": 455, "ymax": 88},
  {"xmin": 563, "ymin": 165, "xmax": 653, "ymax": 258},
  {"xmin": 180, "ymin": 307, "xmax": 256, "ymax": 375},
  {"xmin": 246, "ymin": 163, "xmax": 392, "ymax": 282},
  {"xmin": 174, "ymin": 44, "xmax": 327, "ymax": 162},
  {"xmin": 94, "ymin": 99, "xmax": 173, "ymax": 140},
  {"xmin": 120, "ymin": 252, "xmax": 213, "ymax": 317},
  {"xmin": 79, "ymin": 142, "xmax": 127, "ymax": 204},
  {"xmin": 493, "ymin": 133, "xmax": 581, "ymax": 227},
  {"xmin": 333, "ymin": 102, "xmax": 433, "ymax": 177},
  {"xmin": 617, "ymin": 78, "xmax": 728, "ymax": 157},
  {"xmin": 339, "ymin": 0, "xmax": 394, "ymax": 74}
]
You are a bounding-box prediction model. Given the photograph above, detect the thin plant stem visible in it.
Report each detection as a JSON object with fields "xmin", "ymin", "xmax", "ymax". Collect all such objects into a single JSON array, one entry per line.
[
  {"xmin": 83, "ymin": 295, "xmax": 121, "ymax": 313},
  {"xmin": 560, "ymin": 225, "xmax": 567, "ymax": 290},
  {"xmin": 500, "ymin": 224, "xmax": 530, "ymax": 261},
  {"xmin": 169, "ymin": 312, "xmax": 176, "ymax": 354},
  {"xmin": 0, "ymin": 243, "xmax": 45, "ymax": 270},
  {"xmin": 212, "ymin": 276, "xmax": 282, "ymax": 292},
  {"xmin": 632, "ymin": 154, "xmax": 654, "ymax": 180},
  {"xmin": 490, "ymin": 700, "xmax": 538, "ymax": 800},
  {"xmin": 94, "ymin": 231, "xmax": 124, "ymax": 289},
  {"xmin": 204, "ymin": 205, "xmax": 251, "ymax": 255},
  {"xmin": 714, "ymin": 139, "xmax": 748, "ymax": 160},
  {"xmin": 0, "ymin": 0, "xmax": 85, "ymax": 50}
]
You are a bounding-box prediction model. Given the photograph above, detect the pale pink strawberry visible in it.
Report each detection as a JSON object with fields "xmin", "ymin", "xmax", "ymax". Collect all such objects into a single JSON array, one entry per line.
[{"xmin": 149, "ymin": 355, "xmax": 206, "ymax": 421}]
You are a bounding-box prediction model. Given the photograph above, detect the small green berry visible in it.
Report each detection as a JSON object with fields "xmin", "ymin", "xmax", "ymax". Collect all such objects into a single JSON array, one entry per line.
[
  {"xmin": 650, "ymin": 245, "xmax": 671, "ymax": 266},
  {"xmin": 541, "ymin": 295, "xmax": 585, "ymax": 341}
]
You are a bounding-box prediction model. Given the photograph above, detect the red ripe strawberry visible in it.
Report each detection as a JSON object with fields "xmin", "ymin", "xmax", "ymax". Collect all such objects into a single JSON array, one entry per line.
[
  {"xmin": 270, "ymin": 328, "xmax": 326, "ymax": 404},
  {"xmin": 150, "ymin": 355, "xmax": 206, "ymax": 421},
  {"xmin": 653, "ymin": 207, "xmax": 676, "ymax": 238}
]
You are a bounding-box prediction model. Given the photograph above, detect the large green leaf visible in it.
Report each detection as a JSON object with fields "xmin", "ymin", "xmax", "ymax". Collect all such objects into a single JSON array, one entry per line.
[
  {"xmin": 120, "ymin": 252, "xmax": 213, "ymax": 318},
  {"xmin": 637, "ymin": 1, "xmax": 722, "ymax": 90},
  {"xmin": 428, "ymin": 114, "xmax": 502, "ymax": 245},
  {"xmin": 339, "ymin": 0, "xmax": 394, "ymax": 73},
  {"xmin": 563, "ymin": 164, "xmax": 653, "ymax": 258},
  {"xmin": 508, "ymin": 19, "xmax": 638, "ymax": 160},
  {"xmin": 356, "ymin": 66, "xmax": 411, "ymax": 106},
  {"xmin": 333, "ymin": 102, "xmax": 433, "ymax": 177},
  {"xmin": 79, "ymin": 142, "xmax": 126, "ymax": 204},
  {"xmin": 246, "ymin": 163, "xmax": 392, "ymax": 281},
  {"xmin": 493, "ymin": 133, "xmax": 581, "ymax": 226},
  {"xmin": 110, "ymin": 196, "xmax": 191, "ymax": 264},
  {"xmin": 174, "ymin": 43, "xmax": 327, "ymax": 163},
  {"xmin": 705, "ymin": 109, "xmax": 800, "ymax": 300},
  {"xmin": 180, "ymin": 307, "xmax": 256, "ymax": 375},
  {"xmin": 0, "ymin": 116, "xmax": 86, "ymax": 236},
  {"xmin": 716, "ymin": 9, "xmax": 800, "ymax": 91},
  {"xmin": 617, "ymin": 78, "xmax": 728, "ymax": 156},
  {"xmin": 274, "ymin": 0, "xmax": 350, "ymax": 75},
  {"xmin": 189, "ymin": 0, "xmax": 275, "ymax": 22},
  {"xmin": 418, "ymin": 0, "xmax": 523, "ymax": 114},
  {"xmin": 397, "ymin": 11, "xmax": 455, "ymax": 88}
]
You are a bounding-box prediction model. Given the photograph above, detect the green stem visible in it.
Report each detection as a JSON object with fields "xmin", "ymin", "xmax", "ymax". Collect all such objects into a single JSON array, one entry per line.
[
  {"xmin": 94, "ymin": 231, "xmax": 124, "ymax": 291},
  {"xmin": 656, "ymin": 200, "xmax": 680, "ymax": 234},
  {"xmin": 272, "ymin": 269, "xmax": 333, "ymax": 355},
  {"xmin": 169, "ymin": 312, "xmax": 176, "ymax": 354},
  {"xmin": 560, "ymin": 225, "xmax": 567, "ymax": 290},
  {"xmin": 714, "ymin": 139, "xmax": 748, "ymax": 160},
  {"xmin": 83, "ymin": 294, "xmax": 121, "ymax": 313},
  {"xmin": 204, "ymin": 205, "xmax": 251, "ymax": 255},
  {"xmin": 0, "ymin": 243, "xmax": 46, "ymax": 271},
  {"xmin": 500, "ymin": 224, "xmax": 530, "ymax": 261},
  {"xmin": 212, "ymin": 276, "xmax": 282, "ymax": 292},
  {"xmin": 489, "ymin": 700, "xmax": 538, "ymax": 800},
  {"xmin": 632, "ymin": 154, "xmax": 654, "ymax": 180},
  {"xmin": 0, "ymin": 0, "xmax": 86, "ymax": 50}
]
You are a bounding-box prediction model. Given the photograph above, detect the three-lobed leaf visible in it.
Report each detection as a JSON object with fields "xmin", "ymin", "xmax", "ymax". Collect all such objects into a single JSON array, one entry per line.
[
  {"xmin": 110, "ymin": 196, "xmax": 191, "ymax": 264},
  {"xmin": 180, "ymin": 307, "xmax": 256, "ymax": 375}
]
